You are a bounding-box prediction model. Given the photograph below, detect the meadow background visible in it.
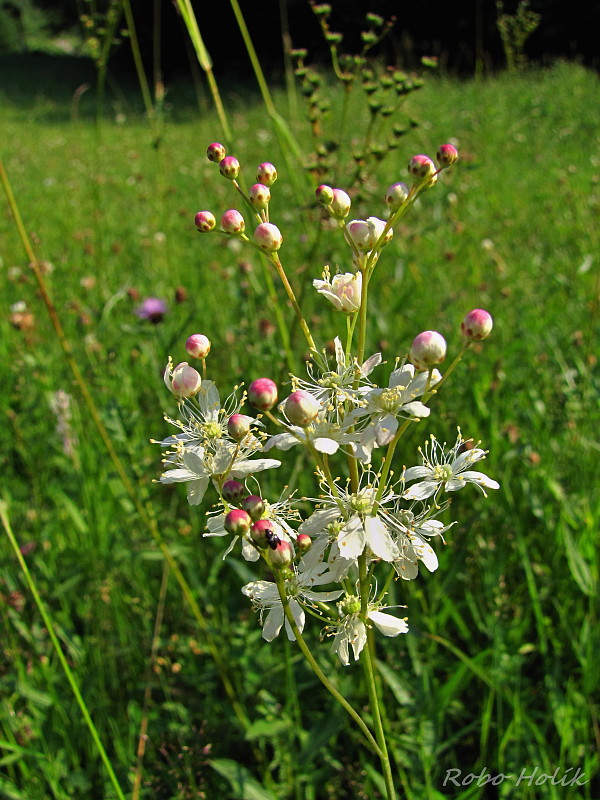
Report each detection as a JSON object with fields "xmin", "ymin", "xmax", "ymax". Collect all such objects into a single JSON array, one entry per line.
[{"xmin": 1, "ymin": 4, "xmax": 599, "ymax": 799}]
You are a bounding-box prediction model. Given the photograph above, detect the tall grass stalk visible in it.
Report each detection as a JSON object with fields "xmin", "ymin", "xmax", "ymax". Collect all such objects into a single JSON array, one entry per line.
[{"xmin": 0, "ymin": 502, "xmax": 127, "ymax": 800}]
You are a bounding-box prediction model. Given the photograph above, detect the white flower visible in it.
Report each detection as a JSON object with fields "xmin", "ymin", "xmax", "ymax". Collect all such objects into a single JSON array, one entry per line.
[
  {"xmin": 242, "ymin": 564, "xmax": 343, "ymax": 642},
  {"xmin": 403, "ymin": 432, "xmax": 500, "ymax": 501},
  {"xmin": 292, "ymin": 337, "xmax": 381, "ymax": 416},
  {"xmin": 299, "ymin": 477, "xmax": 400, "ymax": 565},
  {"xmin": 390, "ymin": 511, "xmax": 454, "ymax": 580},
  {"xmin": 159, "ymin": 441, "xmax": 281, "ymax": 506},
  {"xmin": 331, "ymin": 595, "xmax": 408, "ymax": 665},
  {"xmin": 156, "ymin": 380, "xmax": 279, "ymax": 505},
  {"xmin": 313, "ymin": 269, "xmax": 362, "ymax": 313},
  {"xmin": 347, "ymin": 362, "xmax": 441, "ymax": 462},
  {"xmin": 263, "ymin": 411, "xmax": 359, "ymax": 456}
]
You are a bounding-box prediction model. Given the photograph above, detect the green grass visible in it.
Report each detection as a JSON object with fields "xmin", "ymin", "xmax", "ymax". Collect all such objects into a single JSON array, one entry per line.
[{"xmin": 1, "ymin": 56, "xmax": 599, "ymax": 799}]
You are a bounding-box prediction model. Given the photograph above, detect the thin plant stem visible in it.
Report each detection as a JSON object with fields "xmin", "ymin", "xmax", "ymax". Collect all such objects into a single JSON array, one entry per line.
[
  {"xmin": 270, "ymin": 253, "xmax": 317, "ymax": 353},
  {"xmin": 174, "ymin": 0, "xmax": 232, "ymax": 142},
  {"xmin": 274, "ymin": 572, "xmax": 383, "ymax": 759},
  {"xmin": 0, "ymin": 502, "xmax": 127, "ymax": 800}
]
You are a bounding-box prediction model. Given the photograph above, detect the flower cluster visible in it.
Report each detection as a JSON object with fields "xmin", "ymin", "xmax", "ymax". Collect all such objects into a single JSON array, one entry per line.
[{"xmin": 153, "ymin": 140, "xmax": 498, "ymax": 666}]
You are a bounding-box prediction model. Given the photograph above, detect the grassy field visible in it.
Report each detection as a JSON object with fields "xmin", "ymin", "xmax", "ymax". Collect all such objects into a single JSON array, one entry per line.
[{"xmin": 1, "ymin": 54, "xmax": 599, "ymax": 800}]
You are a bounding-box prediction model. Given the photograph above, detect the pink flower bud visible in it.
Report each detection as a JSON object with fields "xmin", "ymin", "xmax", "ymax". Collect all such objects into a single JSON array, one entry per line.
[
  {"xmin": 461, "ymin": 309, "xmax": 493, "ymax": 341},
  {"xmin": 408, "ymin": 154, "xmax": 437, "ymax": 185},
  {"xmin": 267, "ymin": 538, "xmax": 294, "ymax": 567},
  {"xmin": 284, "ymin": 390, "xmax": 320, "ymax": 426},
  {"xmin": 254, "ymin": 222, "xmax": 282, "ymax": 252},
  {"xmin": 410, "ymin": 331, "xmax": 447, "ymax": 370},
  {"xmin": 241, "ymin": 494, "xmax": 265, "ymax": 521},
  {"xmin": 248, "ymin": 377, "xmax": 278, "ymax": 411},
  {"xmin": 167, "ymin": 361, "xmax": 202, "ymax": 398},
  {"xmin": 219, "ymin": 156, "xmax": 240, "ymax": 180},
  {"xmin": 227, "ymin": 413, "xmax": 253, "ymax": 441},
  {"xmin": 346, "ymin": 219, "xmax": 372, "ymax": 251},
  {"xmin": 222, "ymin": 479, "xmax": 247, "ymax": 504},
  {"xmin": 249, "ymin": 183, "xmax": 271, "ymax": 209},
  {"xmin": 315, "ymin": 184, "xmax": 334, "ymax": 205},
  {"xmin": 330, "ymin": 188, "xmax": 351, "ymax": 218},
  {"xmin": 436, "ymin": 143, "xmax": 459, "ymax": 169},
  {"xmin": 185, "ymin": 333, "xmax": 211, "ymax": 359},
  {"xmin": 224, "ymin": 508, "xmax": 252, "ymax": 536},
  {"xmin": 207, "ymin": 142, "xmax": 226, "ymax": 163},
  {"xmin": 250, "ymin": 518, "xmax": 274, "ymax": 548},
  {"xmin": 296, "ymin": 533, "xmax": 312, "ymax": 552},
  {"xmin": 221, "ymin": 209, "xmax": 245, "ymax": 234},
  {"xmin": 385, "ymin": 182, "xmax": 409, "ymax": 211},
  {"xmin": 367, "ymin": 216, "xmax": 393, "ymax": 246},
  {"xmin": 257, "ymin": 162, "xmax": 277, "ymax": 186},
  {"xmin": 194, "ymin": 211, "xmax": 216, "ymax": 232}
]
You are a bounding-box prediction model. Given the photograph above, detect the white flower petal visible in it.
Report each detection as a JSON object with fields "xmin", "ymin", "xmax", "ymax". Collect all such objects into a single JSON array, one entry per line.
[
  {"xmin": 159, "ymin": 468, "xmax": 197, "ymax": 484},
  {"xmin": 313, "ymin": 437, "xmax": 340, "ymax": 454},
  {"xmin": 403, "ymin": 465, "xmax": 431, "ymax": 481},
  {"xmin": 337, "ymin": 516, "xmax": 365, "ymax": 560},
  {"xmin": 262, "ymin": 432, "xmax": 301, "ymax": 452},
  {"xmin": 364, "ymin": 516, "xmax": 399, "ymax": 562},
  {"xmin": 411, "ymin": 535, "xmax": 439, "ymax": 572},
  {"xmin": 232, "ymin": 458, "xmax": 281, "ymax": 476},
  {"xmin": 263, "ymin": 605, "xmax": 285, "ymax": 641},
  {"xmin": 402, "ymin": 481, "xmax": 438, "ymax": 500},
  {"xmin": 187, "ymin": 477, "xmax": 209, "ymax": 505},
  {"xmin": 368, "ymin": 610, "xmax": 408, "ymax": 637}
]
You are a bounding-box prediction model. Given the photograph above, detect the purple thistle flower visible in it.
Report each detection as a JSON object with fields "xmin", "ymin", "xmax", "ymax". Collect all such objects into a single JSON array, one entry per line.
[{"xmin": 135, "ymin": 297, "xmax": 168, "ymax": 324}]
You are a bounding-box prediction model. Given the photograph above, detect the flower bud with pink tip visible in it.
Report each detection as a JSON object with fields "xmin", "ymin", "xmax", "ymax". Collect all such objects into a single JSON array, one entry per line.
[
  {"xmin": 257, "ymin": 162, "xmax": 277, "ymax": 186},
  {"xmin": 461, "ymin": 309, "xmax": 493, "ymax": 341},
  {"xmin": 410, "ymin": 331, "xmax": 447, "ymax": 370},
  {"xmin": 284, "ymin": 390, "xmax": 321, "ymax": 426},
  {"xmin": 330, "ymin": 189, "xmax": 351, "ymax": 218},
  {"xmin": 224, "ymin": 508, "xmax": 252, "ymax": 536},
  {"xmin": 436, "ymin": 143, "xmax": 459, "ymax": 169},
  {"xmin": 206, "ymin": 142, "xmax": 226, "ymax": 163},
  {"xmin": 194, "ymin": 211, "xmax": 216, "ymax": 232},
  {"xmin": 221, "ymin": 209, "xmax": 245, "ymax": 234},
  {"xmin": 185, "ymin": 333, "xmax": 211, "ymax": 359},
  {"xmin": 254, "ymin": 222, "xmax": 282, "ymax": 252},
  {"xmin": 315, "ymin": 184, "xmax": 334, "ymax": 206},
  {"xmin": 249, "ymin": 183, "xmax": 271, "ymax": 209},
  {"xmin": 408, "ymin": 154, "xmax": 437, "ymax": 186},
  {"xmin": 227, "ymin": 413, "xmax": 254, "ymax": 441},
  {"xmin": 385, "ymin": 182, "xmax": 409, "ymax": 211},
  {"xmin": 296, "ymin": 533, "xmax": 312, "ymax": 552},
  {"xmin": 165, "ymin": 361, "xmax": 202, "ymax": 398},
  {"xmin": 222, "ymin": 479, "xmax": 247, "ymax": 504},
  {"xmin": 267, "ymin": 538, "xmax": 294, "ymax": 568},
  {"xmin": 219, "ymin": 156, "xmax": 240, "ymax": 180},
  {"xmin": 241, "ymin": 495, "xmax": 265, "ymax": 521},
  {"xmin": 250, "ymin": 518, "xmax": 274, "ymax": 548},
  {"xmin": 248, "ymin": 377, "xmax": 278, "ymax": 410},
  {"xmin": 346, "ymin": 219, "xmax": 372, "ymax": 251}
]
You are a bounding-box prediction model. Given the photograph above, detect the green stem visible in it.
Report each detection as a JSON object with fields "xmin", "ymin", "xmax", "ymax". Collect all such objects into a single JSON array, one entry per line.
[
  {"xmin": 274, "ymin": 573, "xmax": 382, "ymax": 758},
  {"xmin": 270, "ymin": 254, "xmax": 317, "ymax": 353},
  {"xmin": 175, "ymin": 0, "xmax": 232, "ymax": 142},
  {"xmin": 0, "ymin": 502, "xmax": 127, "ymax": 800},
  {"xmin": 357, "ymin": 554, "xmax": 396, "ymax": 799}
]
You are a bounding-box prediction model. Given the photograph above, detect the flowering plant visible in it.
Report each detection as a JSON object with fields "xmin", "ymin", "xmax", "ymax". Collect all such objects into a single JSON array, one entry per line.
[{"xmin": 152, "ymin": 141, "xmax": 498, "ymax": 798}]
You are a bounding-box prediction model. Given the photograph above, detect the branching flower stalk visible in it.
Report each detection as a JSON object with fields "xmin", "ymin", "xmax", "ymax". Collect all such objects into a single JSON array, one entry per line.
[{"xmin": 154, "ymin": 140, "xmax": 499, "ymax": 799}]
